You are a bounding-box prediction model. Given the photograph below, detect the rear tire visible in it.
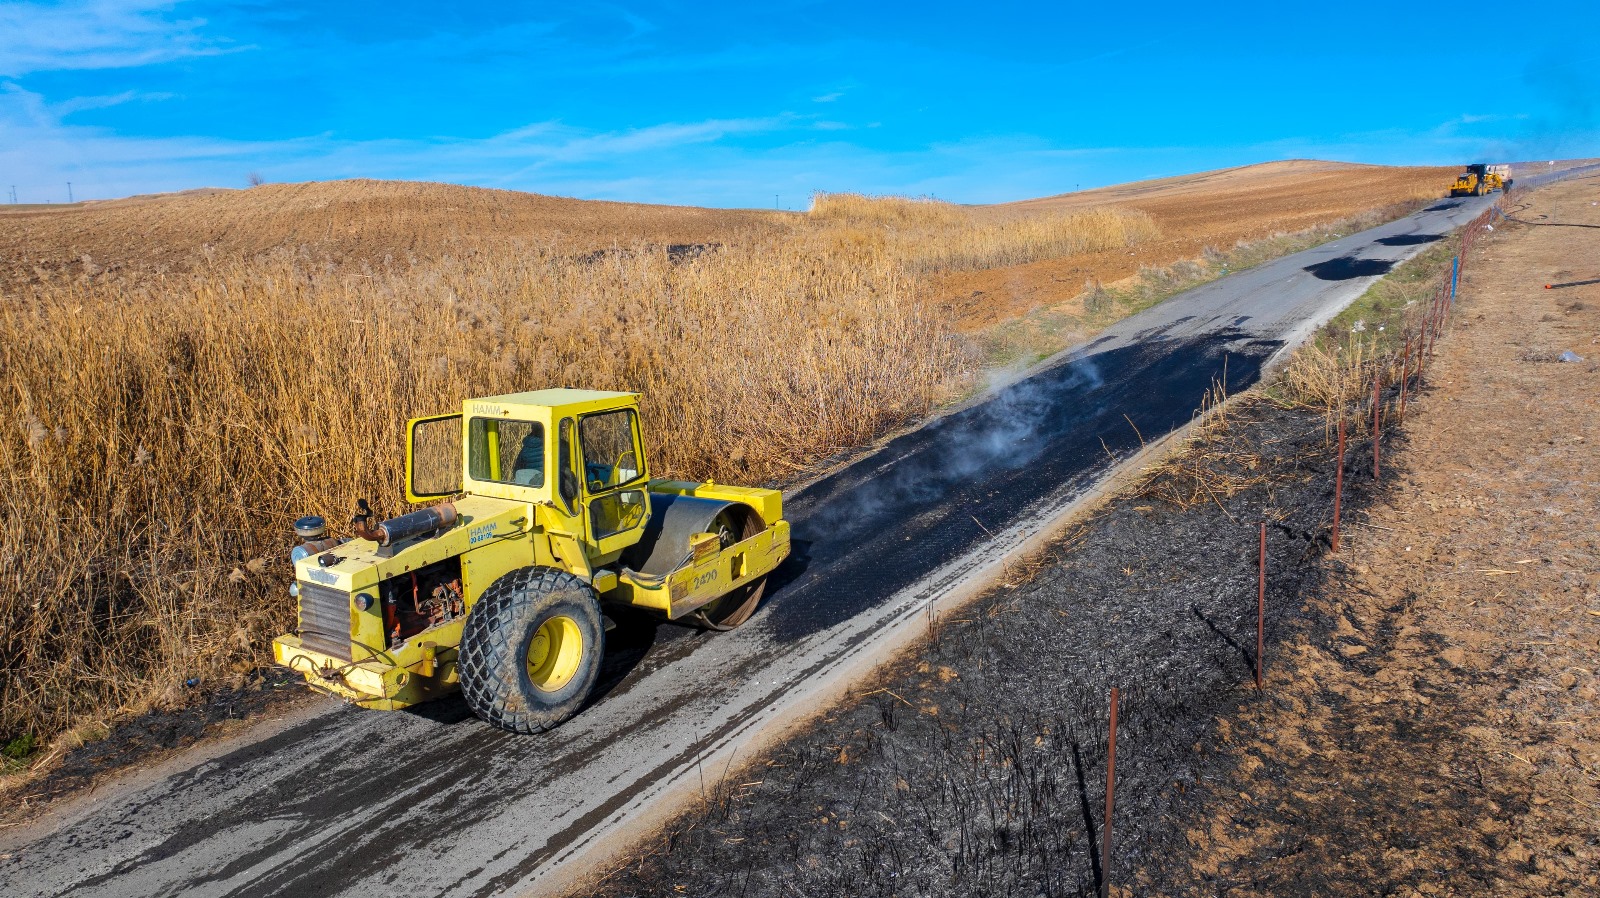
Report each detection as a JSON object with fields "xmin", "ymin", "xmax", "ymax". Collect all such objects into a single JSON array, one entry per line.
[{"xmin": 458, "ymin": 566, "xmax": 603, "ymax": 734}]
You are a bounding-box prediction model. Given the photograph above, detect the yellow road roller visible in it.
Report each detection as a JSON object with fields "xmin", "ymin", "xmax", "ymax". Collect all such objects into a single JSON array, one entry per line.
[
  {"xmin": 1450, "ymin": 163, "xmax": 1511, "ymax": 197},
  {"xmin": 272, "ymin": 389, "xmax": 790, "ymax": 733}
]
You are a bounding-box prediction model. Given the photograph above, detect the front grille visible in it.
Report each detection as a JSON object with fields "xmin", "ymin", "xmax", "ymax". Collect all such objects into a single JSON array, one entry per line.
[{"xmin": 297, "ymin": 582, "xmax": 353, "ymax": 661}]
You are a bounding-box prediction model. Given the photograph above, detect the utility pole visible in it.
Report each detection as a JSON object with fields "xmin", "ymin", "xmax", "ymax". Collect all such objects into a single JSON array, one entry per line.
[
  {"xmin": 67, "ymin": 182, "xmax": 73, "ymax": 203},
  {"xmin": 8, "ymin": 186, "xmax": 15, "ymax": 204},
  {"xmin": 774, "ymin": 194, "xmax": 779, "ymax": 210}
]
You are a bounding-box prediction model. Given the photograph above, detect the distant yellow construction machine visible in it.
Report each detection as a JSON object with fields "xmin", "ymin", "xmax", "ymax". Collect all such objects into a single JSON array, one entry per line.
[
  {"xmin": 272, "ymin": 389, "xmax": 790, "ymax": 733},
  {"xmin": 1450, "ymin": 163, "xmax": 1511, "ymax": 197}
]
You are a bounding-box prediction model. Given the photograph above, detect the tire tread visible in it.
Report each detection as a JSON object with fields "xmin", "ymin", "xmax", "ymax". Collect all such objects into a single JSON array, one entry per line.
[{"xmin": 457, "ymin": 566, "xmax": 601, "ymax": 734}]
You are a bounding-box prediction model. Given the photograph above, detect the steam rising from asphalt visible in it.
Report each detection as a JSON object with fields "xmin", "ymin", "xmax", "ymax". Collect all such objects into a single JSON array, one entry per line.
[{"xmin": 825, "ymin": 355, "xmax": 1106, "ymax": 538}]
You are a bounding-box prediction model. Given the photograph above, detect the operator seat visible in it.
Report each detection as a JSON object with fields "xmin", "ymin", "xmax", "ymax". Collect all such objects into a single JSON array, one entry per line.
[{"xmin": 510, "ymin": 433, "xmax": 544, "ymax": 486}]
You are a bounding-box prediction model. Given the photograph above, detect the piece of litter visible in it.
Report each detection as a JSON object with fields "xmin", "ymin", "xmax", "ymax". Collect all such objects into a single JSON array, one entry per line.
[{"xmin": 1558, "ymin": 350, "xmax": 1585, "ymax": 363}]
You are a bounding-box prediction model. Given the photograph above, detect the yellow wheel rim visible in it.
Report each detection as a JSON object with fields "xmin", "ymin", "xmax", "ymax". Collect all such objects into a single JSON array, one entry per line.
[{"xmin": 526, "ymin": 615, "xmax": 584, "ymax": 692}]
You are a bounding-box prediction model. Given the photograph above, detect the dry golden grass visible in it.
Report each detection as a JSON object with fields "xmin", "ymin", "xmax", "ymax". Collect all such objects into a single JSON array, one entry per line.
[
  {"xmin": 0, "ymin": 193, "xmax": 1164, "ymax": 753},
  {"xmin": 807, "ymin": 192, "xmax": 1158, "ymax": 272}
]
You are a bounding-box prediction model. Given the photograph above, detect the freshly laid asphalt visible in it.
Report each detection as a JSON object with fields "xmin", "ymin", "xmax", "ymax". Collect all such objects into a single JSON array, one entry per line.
[{"xmin": 0, "ymin": 194, "xmax": 1494, "ymax": 898}]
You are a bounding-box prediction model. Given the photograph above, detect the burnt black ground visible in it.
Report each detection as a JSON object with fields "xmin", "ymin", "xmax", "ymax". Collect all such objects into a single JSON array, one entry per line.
[
  {"xmin": 593, "ymin": 396, "xmax": 1393, "ymax": 898},
  {"xmin": 5, "ymin": 669, "xmax": 305, "ymax": 814}
]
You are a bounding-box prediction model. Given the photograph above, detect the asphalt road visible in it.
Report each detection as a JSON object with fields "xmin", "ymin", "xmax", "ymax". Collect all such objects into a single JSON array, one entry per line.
[{"xmin": 0, "ymin": 194, "xmax": 1494, "ymax": 898}]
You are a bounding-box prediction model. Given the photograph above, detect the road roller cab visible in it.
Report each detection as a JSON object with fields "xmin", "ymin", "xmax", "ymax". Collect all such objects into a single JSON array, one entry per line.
[{"xmin": 271, "ymin": 388, "xmax": 790, "ymax": 733}]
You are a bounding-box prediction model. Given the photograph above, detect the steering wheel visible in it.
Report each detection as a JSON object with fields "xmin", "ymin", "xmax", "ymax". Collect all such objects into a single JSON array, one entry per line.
[{"xmin": 611, "ymin": 449, "xmax": 638, "ymax": 485}]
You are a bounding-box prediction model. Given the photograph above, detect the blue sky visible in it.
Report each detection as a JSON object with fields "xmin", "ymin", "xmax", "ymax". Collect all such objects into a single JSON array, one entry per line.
[{"xmin": 2, "ymin": 1, "xmax": 1596, "ymax": 206}]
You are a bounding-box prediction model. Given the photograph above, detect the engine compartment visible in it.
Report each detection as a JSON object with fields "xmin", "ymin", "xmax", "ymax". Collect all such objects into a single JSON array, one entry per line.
[{"xmin": 378, "ymin": 556, "xmax": 465, "ymax": 649}]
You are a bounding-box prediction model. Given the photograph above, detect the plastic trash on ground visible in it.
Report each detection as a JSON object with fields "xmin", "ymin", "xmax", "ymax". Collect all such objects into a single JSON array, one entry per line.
[{"xmin": 1558, "ymin": 350, "xmax": 1585, "ymax": 363}]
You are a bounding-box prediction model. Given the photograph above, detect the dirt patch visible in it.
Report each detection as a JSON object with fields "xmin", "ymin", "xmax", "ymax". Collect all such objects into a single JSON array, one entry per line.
[{"xmin": 1140, "ymin": 172, "xmax": 1600, "ymax": 894}]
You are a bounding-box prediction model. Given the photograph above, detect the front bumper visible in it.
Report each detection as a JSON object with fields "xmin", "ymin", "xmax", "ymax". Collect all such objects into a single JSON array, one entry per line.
[{"xmin": 272, "ymin": 634, "xmax": 458, "ymax": 711}]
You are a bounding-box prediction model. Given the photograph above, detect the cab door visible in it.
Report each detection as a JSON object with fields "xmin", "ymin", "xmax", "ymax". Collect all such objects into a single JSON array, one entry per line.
[
  {"xmin": 577, "ymin": 407, "xmax": 651, "ymax": 557},
  {"xmin": 552, "ymin": 416, "xmax": 587, "ymax": 535},
  {"xmin": 405, "ymin": 413, "xmax": 463, "ymax": 503}
]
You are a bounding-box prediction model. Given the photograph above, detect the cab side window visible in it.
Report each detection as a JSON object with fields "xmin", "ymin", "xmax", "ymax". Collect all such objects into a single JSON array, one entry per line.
[
  {"xmin": 590, "ymin": 489, "xmax": 647, "ymax": 540},
  {"xmin": 578, "ymin": 410, "xmax": 642, "ymax": 491},
  {"xmin": 467, "ymin": 418, "xmax": 543, "ymax": 486}
]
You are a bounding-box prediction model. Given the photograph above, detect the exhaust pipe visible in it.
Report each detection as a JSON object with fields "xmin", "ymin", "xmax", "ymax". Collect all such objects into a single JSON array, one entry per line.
[{"xmin": 367, "ymin": 504, "xmax": 458, "ymax": 547}]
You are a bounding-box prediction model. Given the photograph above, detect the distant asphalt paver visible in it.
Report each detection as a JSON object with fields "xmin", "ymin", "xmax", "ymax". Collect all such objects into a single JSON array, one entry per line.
[{"xmin": 0, "ymin": 195, "xmax": 1497, "ymax": 898}]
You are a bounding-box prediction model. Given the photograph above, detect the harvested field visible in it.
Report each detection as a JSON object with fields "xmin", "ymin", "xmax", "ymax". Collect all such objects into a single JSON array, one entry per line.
[{"xmin": 0, "ymin": 180, "xmax": 779, "ymax": 282}]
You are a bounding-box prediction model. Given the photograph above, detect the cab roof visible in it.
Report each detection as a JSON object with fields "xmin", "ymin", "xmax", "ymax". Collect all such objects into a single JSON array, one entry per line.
[{"xmin": 467, "ymin": 388, "xmax": 638, "ymax": 412}]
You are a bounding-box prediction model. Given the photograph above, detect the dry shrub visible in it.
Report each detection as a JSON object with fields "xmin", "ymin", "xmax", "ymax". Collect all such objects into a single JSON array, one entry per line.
[
  {"xmin": 807, "ymin": 192, "xmax": 967, "ymax": 228},
  {"xmin": 0, "ymin": 235, "xmax": 960, "ymax": 746},
  {"xmin": 1280, "ymin": 339, "xmax": 1381, "ymax": 413},
  {"xmin": 1133, "ymin": 379, "xmax": 1275, "ymax": 511},
  {"xmin": 808, "ymin": 192, "xmax": 1157, "ymax": 273}
]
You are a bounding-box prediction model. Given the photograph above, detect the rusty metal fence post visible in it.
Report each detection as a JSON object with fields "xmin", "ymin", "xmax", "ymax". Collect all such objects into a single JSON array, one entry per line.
[
  {"xmin": 1398, "ymin": 333, "xmax": 1411, "ymax": 420},
  {"xmin": 1332, "ymin": 416, "xmax": 1345, "ymax": 552},
  {"xmin": 1257, "ymin": 522, "xmax": 1266, "ymax": 690},
  {"xmin": 1101, "ymin": 687, "xmax": 1119, "ymax": 898},
  {"xmin": 1372, "ymin": 370, "xmax": 1382, "ymax": 482}
]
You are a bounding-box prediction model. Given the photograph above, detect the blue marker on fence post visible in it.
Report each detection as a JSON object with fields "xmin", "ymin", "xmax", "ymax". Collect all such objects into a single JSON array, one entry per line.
[{"xmin": 1449, "ymin": 255, "xmax": 1460, "ymax": 308}]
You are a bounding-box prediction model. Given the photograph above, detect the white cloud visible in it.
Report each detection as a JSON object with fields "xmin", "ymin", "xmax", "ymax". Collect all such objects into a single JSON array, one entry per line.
[
  {"xmin": 54, "ymin": 89, "xmax": 174, "ymax": 115},
  {"xmin": 0, "ymin": 82, "xmax": 802, "ymax": 202},
  {"xmin": 0, "ymin": 0, "xmax": 242, "ymax": 77},
  {"xmin": 522, "ymin": 116, "xmax": 788, "ymax": 161}
]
